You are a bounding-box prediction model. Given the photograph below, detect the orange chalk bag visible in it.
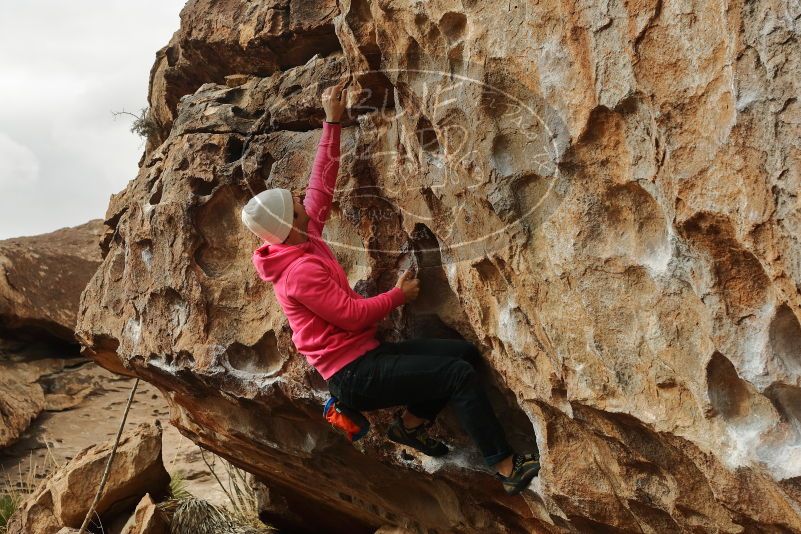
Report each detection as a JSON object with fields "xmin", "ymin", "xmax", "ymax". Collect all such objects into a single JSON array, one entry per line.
[{"xmin": 323, "ymin": 396, "xmax": 370, "ymax": 442}]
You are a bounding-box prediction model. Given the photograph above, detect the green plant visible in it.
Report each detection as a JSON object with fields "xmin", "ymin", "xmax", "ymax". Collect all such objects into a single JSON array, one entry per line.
[
  {"xmin": 169, "ymin": 471, "xmax": 193, "ymax": 501},
  {"xmin": 157, "ymin": 465, "xmax": 195, "ymax": 523},
  {"xmin": 1, "ymin": 493, "xmax": 17, "ymax": 532}
]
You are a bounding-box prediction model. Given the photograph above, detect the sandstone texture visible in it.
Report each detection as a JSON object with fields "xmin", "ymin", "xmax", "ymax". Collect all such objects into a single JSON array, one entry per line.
[
  {"xmin": 0, "ymin": 219, "xmax": 104, "ymax": 341},
  {"xmin": 0, "ymin": 357, "xmax": 45, "ymax": 449},
  {"xmin": 76, "ymin": 0, "xmax": 801, "ymax": 532},
  {"xmin": 119, "ymin": 493, "xmax": 169, "ymax": 534},
  {"xmin": 6, "ymin": 422, "xmax": 170, "ymax": 533}
]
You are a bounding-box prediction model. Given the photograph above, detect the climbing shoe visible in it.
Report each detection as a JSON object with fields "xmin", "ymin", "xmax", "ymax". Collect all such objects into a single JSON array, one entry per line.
[
  {"xmin": 494, "ymin": 452, "xmax": 541, "ymax": 495},
  {"xmin": 386, "ymin": 412, "xmax": 449, "ymax": 457}
]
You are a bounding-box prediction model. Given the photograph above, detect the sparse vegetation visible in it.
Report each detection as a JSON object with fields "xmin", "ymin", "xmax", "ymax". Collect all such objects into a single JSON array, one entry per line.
[
  {"xmin": 159, "ymin": 447, "xmax": 278, "ymax": 533},
  {"xmin": 168, "ymin": 471, "xmax": 193, "ymax": 501},
  {"xmin": 112, "ymin": 106, "xmax": 159, "ymax": 140},
  {"xmin": 157, "ymin": 470, "xmax": 195, "ymax": 521},
  {"xmin": 0, "ymin": 494, "xmax": 16, "ymax": 533},
  {"xmin": 0, "ymin": 444, "xmax": 61, "ymax": 533},
  {"xmin": 199, "ymin": 448, "xmax": 265, "ymax": 529}
]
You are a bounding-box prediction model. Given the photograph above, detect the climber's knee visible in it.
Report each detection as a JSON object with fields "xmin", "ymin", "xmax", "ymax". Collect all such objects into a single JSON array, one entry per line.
[
  {"xmin": 462, "ymin": 341, "xmax": 482, "ymax": 369},
  {"xmin": 447, "ymin": 359, "xmax": 479, "ymax": 391}
]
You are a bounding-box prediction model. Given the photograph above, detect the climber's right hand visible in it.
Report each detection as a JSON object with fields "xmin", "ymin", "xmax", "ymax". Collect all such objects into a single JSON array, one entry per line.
[
  {"xmin": 322, "ymin": 76, "xmax": 350, "ymax": 123},
  {"xmin": 396, "ymin": 269, "xmax": 420, "ymax": 302}
]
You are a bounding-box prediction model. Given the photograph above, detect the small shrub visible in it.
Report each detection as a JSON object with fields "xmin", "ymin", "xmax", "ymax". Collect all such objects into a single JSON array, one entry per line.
[
  {"xmin": 112, "ymin": 107, "xmax": 159, "ymax": 140},
  {"xmin": 158, "ymin": 448, "xmax": 278, "ymax": 533},
  {"xmin": 131, "ymin": 107, "xmax": 159, "ymax": 139},
  {"xmin": 168, "ymin": 471, "xmax": 193, "ymax": 501}
]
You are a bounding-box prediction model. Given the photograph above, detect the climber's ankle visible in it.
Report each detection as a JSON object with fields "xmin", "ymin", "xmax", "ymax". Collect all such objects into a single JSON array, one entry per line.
[
  {"xmin": 401, "ymin": 410, "xmax": 427, "ymax": 430},
  {"xmin": 494, "ymin": 454, "xmax": 514, "ymax": 477}
]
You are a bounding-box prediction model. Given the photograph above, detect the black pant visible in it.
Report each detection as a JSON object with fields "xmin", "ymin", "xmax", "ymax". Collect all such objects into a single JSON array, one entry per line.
[{"xmin": 327, "ymin": 337, "xmax": 514, "ymax": 467}]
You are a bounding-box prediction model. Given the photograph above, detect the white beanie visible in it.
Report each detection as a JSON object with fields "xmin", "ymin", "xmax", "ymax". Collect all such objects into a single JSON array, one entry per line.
[{"xmin": 241, "ymin": 188, "xmax": 294, "ymax": 244}]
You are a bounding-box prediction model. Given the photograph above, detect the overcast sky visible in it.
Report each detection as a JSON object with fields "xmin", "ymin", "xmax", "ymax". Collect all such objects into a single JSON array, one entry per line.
[{"xmin": 0, "ymin": 1, "xmax": 186, "ymax": 240}]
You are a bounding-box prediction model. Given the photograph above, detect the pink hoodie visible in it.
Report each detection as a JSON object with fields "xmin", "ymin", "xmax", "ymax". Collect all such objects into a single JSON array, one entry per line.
[{"xmin": 250, "ymin": 122, "xmax": 406, "ymax": 380}]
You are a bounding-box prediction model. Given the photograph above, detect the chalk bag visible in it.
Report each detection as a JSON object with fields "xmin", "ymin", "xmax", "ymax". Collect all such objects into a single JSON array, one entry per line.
[{"xmin": 323, "ymin": 396, "xmax": 370, "ymax": 442}]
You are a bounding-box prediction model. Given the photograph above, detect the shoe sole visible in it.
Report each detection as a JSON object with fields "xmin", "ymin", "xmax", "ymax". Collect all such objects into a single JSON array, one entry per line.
[
  {"xmin": 387, "ymin": 426, "xmax": 449, "ymax": 457},
  {"xmin": 502, "ymin": 464, "xmax": 540, "ymax": 495}
]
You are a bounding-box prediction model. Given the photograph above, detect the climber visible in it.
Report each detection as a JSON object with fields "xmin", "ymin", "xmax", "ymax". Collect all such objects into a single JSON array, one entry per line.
[{"xmin": 240, "ymin": 76, "xmax": 540, "ymax": 495}]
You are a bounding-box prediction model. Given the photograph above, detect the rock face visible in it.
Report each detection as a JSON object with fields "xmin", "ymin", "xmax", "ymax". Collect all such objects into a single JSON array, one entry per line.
[
  {"xmin": 6, "ymin": 422, "xmax": 170, "ymax": 534},
  {"xmin": 143, "ymin": 0, "xmax": 341, "ymax": 154},
  {"xmin": 76, "ymin": 0, "xmax": 801, "ymax": 532},
  {"xmin": 0, "ymin": 219, "xmax": 105, "ymax": 342}
]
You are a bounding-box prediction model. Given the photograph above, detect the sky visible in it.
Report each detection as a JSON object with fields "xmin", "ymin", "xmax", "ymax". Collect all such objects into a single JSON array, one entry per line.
[{"xmin": 0, "ymin": 1, "xmax": 186, "ymax": 240}]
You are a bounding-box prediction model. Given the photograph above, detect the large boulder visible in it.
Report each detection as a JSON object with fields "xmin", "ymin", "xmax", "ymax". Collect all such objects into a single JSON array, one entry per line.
[
  {"xmin": 76, "ymin": 0, "xmax": 801, "ymax": 532},
  {"xmin": 0, "ymin": 361, "xmax": 45, "ymax": 448},
  {"xmin": 144, "ymin": 0, "xmax": 341, "ymax": 152},
  {"xmin": 6, "ymin": 422, "xmax": 170, "ymax": 534},
  {"xmin": 0, "ymin": 219, "xmax": 104, "ymax": 342}
]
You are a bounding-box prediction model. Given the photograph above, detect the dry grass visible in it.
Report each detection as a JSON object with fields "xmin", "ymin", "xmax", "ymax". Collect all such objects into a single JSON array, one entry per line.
[
  {"xmin": 159, "ymin": 447, "xmax": 277, "ymax": 533},
  {"xmin": 0, "ymin": 440, "xmax": 61, "ymax": 533},
  {"xmin": 199, "ymin": 448, "xmax": 265, "ymax": 529}
]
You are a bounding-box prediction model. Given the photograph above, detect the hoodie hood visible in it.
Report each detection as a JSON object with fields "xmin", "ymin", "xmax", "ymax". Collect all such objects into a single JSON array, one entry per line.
[{"xmin": 251, "ymin": 240, "xmax": 309, "ymax": 283}]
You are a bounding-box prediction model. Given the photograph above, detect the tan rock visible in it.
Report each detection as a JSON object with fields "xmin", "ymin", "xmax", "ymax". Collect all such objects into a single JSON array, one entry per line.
[
  {"xmin": 144, "ymin": 0, "xmax": 340, "ymax": 152},
  {"xmin": 0, "ymin": 368, "xmax": 45, "ymax": 448},
  {"xmin": 76, "ymin": 0, "xmax": 801, "ymax": 532},
  {"xmin": 119, "ymin": 493, "xmax": 168, "ymax": 534},
  {"xmin": 225, "ymin": 74, "xmax": 254, "ymax": 88},
  {"xmin": 6, "ymin": 422, "xmax": 170, "ymax": 533},
  {"xmin": 0, "ymin": 219, "xmax": 104, "ymax": 341}
]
